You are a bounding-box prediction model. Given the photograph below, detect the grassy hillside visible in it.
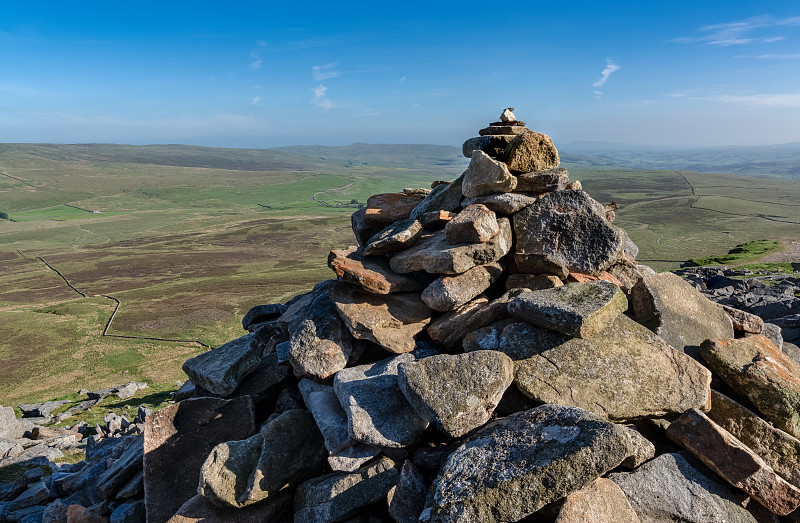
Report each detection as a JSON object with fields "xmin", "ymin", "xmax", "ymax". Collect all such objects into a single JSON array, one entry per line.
[{"xmin": 1, "ymin": 142, "xmax": 798, "ymax": 405}]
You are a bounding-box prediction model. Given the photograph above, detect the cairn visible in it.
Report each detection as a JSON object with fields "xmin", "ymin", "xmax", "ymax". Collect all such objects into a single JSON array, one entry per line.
[{"xmin": 3, "ymin": 111, "xmax": 800, "ymax": 522}]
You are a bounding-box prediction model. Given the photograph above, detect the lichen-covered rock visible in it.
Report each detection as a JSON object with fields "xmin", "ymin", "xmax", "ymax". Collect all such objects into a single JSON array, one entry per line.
[
  {"xmin": 199, "ymin": 409, "xmax": 327, "ymax": 508},
  {"xmin": 666, "ymin": 408, "xmax": 800, "ymax": 516},
  {"xmin": 334, "ymin": 353, "xmax": 430, "ymax": 448},
  {"xmin": 363, "ymin": 219, "xmax": 424, "ymax": 256},
  {"xmin": 420, "ymin": 405, "xmax": 633, "ymax": 522},
  {"xmin": 503, "ymin": 129, "xmax": 560, "ymax": 172},
  {"xmin": 390, "ymin": 218, "xmax": 512, "ymax": 275},
  {"xmin": 474, "ymin": 315, "xmax": 712, "ymax": 421},
  {"xmin": 610, "ymin": 453, "xmax": 757, "ymax": 523},
  {"xmin": 631, "ymin": 271, "xmax": 734, "ymax": 358},
  {"xmin": 721, "ymin": 304, "xmax": 765, "ymax": 334},
  {"xmin": 421, "ymin": 263, "xmax": 503, "ymax": 312},
  {"xmin": 182, "ymin": 333, "xmax": 261, "ymax": 396},
  {"xmin": 397, "ymin": 351, "xmax": 514, "ymax": 437},
  {"xmin": 444, "ymin": 204, "xmax": 499, "ymax": 244},
  {"xmin": 330, "ymin": 281, "xmax": 432, "ymax": 354},
  {"xmin": 294, "ymin": 457, "xmax": 401, "ymax": 523},
  {"xmin": 701, "ymin": 335, "xmax": 800, "ymax": 439},
  {"xmin": 461, "ymin": 150, "xmax": 517, "ymax": 199},
  {"xmin": 462, "ymin": 192, "xmax": 538, "ymax": 215},
  {"xmin": 507, "ymin": 280, "xmax": 628, "ymax": 338},
  {"xmin": 426, "ymin": 296, "xmax": 489, "ymax": 348},
  {"xmin": 462, "ymin": 135, "xmax": 515, "ymax": 159},
  {"xmin": 513, "ymin": 190, "xmax": 624, "ymax": 276},
  {"xmin": 328, "ymin": 246, "xmax": 423, "ymax": 294}
]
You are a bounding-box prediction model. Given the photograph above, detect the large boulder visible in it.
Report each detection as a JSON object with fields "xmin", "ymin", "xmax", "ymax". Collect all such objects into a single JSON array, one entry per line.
[
  {"xmin": 397, "ymin": 350, "xmax": 514, "ymax": 437},
  {"xmin": 329, "ymin": 281, "xmax": 432, "ymax": 354},
  {"xmin": 472, "ymin": 315, "xmax": 712, "ymax": 421},
  {"xmin": 631, "ymin": 272, "xmax": 734, "ymax": 358},
  {"xmin": 610, "ymin": 453, "xmax": 757, "ymax": 523},
  {"xmin": 390, "ymin": 218, "xmax": 512, "ymax": 275},
  {"xmin": 503, "ymin": 129, "xmax": 560, "ymax": 172},
  {"xmin": 701, "ymin": 335, "xmax": 800, "ymax": 439},
  {"xmin": 461, "ymin": 150, "xmax": 516, "ymax": 199},
  {"xmin": 143, "ymin": 396, "xmax": 255, "ymax": 523},
  {"xmin": 462, "ymin": 135, "xmax": 516, "ymax": 159},
  {"xmin": 420, "ymin": 405, "xmax": 634, "ymax": 522},
  {"xmin": 507, "ymin": 280, "xmax": 628, "ymax": 338},
  {"xmin": 328, "ymin": 246, "xmax": 422, "ymax": 294},
  {"xmin": 513, "ymin": 190, "xmax": 624, "ymax": 276},
  {"xmin": 182, "ymin": 333, "xmax": 261, "ymax": 396},
  {"xmin": 666, "ymin": 408, "xmax": 800, "ymax": 516},
  {"xmin": 199, "ymin": 409, "xmax": 327, "ymax": 508},
  {"xmin": 334, "ymin": 353, "xmax": 430, "ymax": 448}
]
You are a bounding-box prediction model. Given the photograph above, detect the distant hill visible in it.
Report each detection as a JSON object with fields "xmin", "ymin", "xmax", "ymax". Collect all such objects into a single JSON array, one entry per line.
[{"xmin": 273, "ymin": 143, "xmax": 467, "ymax": 170}]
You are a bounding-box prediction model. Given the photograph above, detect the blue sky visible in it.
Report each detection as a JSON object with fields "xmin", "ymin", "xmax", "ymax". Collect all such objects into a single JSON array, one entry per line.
[{"xmin": 2, "ymin": 1, "xmax": 800, "ymax": 148}]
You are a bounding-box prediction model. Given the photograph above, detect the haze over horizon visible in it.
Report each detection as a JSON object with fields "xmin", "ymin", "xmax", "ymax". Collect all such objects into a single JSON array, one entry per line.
[{"xmin": 3, "ymin": 1, "xmax": 800, "ymax": 149}]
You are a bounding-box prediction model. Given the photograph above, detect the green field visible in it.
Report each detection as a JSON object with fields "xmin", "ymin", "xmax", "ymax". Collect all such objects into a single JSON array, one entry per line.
[{"xmin": 1, "ymin": 143, "xmax": 799, "ymax": 406}]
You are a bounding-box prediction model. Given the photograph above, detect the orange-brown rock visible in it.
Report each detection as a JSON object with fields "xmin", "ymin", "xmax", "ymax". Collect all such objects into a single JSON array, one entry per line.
[
  {"xmin": 566, "ymin": 271, "xmax": 623, "ymax": 287},
  {"xmin": 503, "ymin": 129, "xmax": 560, "ymax": 172},
  {"xmin": 555, "ymin": 478, "xmax": 640, "ymax": 523},
  {"xmin": 363, "ymin": 193, "xmax": 425, "ymax": 226},
  {"xmin": 328, "ymin": 246, "xmax": 422, "ymax": 294}
]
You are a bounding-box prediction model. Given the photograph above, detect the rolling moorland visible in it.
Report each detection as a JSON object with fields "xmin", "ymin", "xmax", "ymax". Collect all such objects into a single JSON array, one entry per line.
[{"xmin": 1, "ymin": 142, "xmax": 799, "ymax": 409}]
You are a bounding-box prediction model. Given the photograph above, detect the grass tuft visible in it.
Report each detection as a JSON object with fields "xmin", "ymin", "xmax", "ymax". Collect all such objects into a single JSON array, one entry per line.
[{"xmin": 684, "ymin": 239, "xmax": 783, "ymax": 267}]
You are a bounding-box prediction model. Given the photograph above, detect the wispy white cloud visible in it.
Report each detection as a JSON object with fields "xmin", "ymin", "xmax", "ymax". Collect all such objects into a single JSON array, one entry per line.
[
  {"xmin": 593, "ymin": 60, "xmax": 620, "ymax": 88},
  {"xmin": 251, "ymin": 96, "xmax": 261, "ymax": 106},
  {"xmin": 249, "ymin": 59, "xmax": 262, "ymax": 70},
  {"xmin": 256, "ymin": 40, "xmax": 267, "ymax": 47},
  {"xmin": 312, "ymin": 84, "xmax": 333, "ymax": 110},
  {"xmin": 354, "ymin": 111, "xmax": 381, "ymax": 117},
  {"xmin": 400, "ymin": 76, "xmax": 407, "ymax": 82},
  {"xmin": 312, "ymin": 62, "xmax": 341, "ymax": 81},
  {"xmin": 671, "ymin": 15, "xmax": 800, "ymax": 47},
  {"xmin": 751, "ymin": 53, "xmax": 800, "ymax": 59},
  {"xmin": 694, "ymin": 93, "xmax": 800, "ymax": 108}
]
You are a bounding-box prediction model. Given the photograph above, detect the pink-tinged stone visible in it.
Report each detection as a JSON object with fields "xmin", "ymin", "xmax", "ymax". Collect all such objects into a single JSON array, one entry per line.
[
  {"xmin": 66, "ymin": 504, "xmax": 109, "ymax": 522},
  {"xmin": 328, "ymin": 246, "xmax": 422, "ymax": 294},
  {"xmin": 667, "ymin": 408, "xmax": 800, "ymax": 516},
  {"xmin": 721, "ymin": 304, "xmax": 765, "ymax": 334},
  {"xmin": 363, "ymin": 193, "xmax": 426, "ymax": 227},
  {"xmin": 421, "ymin": 210, "xmax": 457, "ymax": 230},
  {"xmin": 506, "ymin": 273, "xmax": 563, "ymax": 291},
  {"xmin": 445, "ymin": 204, "xmax": 499, "ymax": 244},
  {"xmin": 566, "ymin": 270, "xmax": 624, "ymax": 288},
  {"xmin": 555, "ymin": 478, "xmax": 640, "ymax": 523}
]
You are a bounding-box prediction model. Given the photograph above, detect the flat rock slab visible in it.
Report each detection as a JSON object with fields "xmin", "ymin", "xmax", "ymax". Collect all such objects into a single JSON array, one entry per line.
[
  {"xmin": 421, "ymin": 263, "xmax": 503, "ymax": 312},
  {"xmin": 397, "ymin": 350, "xmax": 514, "ymax": 437},
  {"xmin": 701, "ymin": 335, "xmax": 800, "ymax": 439},
  {"xmin": 554, "ymin": 478, "xmax": 640, "ymax": 523},
  {"xmin": 364, "ymin": 192, "xmax": 426, "ymax": 226},
  {"xmin": 182, "ymin": 333, "xmax": 260, "ymax": 396},
  {"xmin": 610, "ymin": 453, "xmax": 758, "ymax": 523},
  {"xmin": 476, "ymin": 315, "xmax": 712, "ymax": 421},
  {"xmin": 503, "ymin": 129, "xmax": 560, "ymax": 172},
  {"xmin": 166, "ymin": 492, "xmax": 293, "ymax": 523},
  {"xmin": 199, "ymin": 409, "xmax": 327, "ymax": 508},
  {"xmin": 390, "ymin": 218, "xmax": 512, "ymax": 275},
  {"xmin": 513, "ymin": 190, "xmax": 624, "ymax": 276},
  {"xmin": 631, "ymin": 271, "xmax": 734, "ymax": 358},
  {"xmin": 420, "ymin": 405, "xmax": 633, "ymax": 522},
  {"xmin": 334, "ymin": 353, "xmax": 430, "ymax": 448},
  {"xmin": 445, "ymin": 204, "xmax": 499, "ymax": 244},
  {"xmin": 462, "ymin": 192, "xmax": 538, "ymax": 215},
  {"xmin": 328, "ymin": 246, "xmax": 422, "ymax": 294},
  {"xmin": 515, "ymin": 167, "xmax": 570, "ymax": 194},
  {"xmin": 330, "ymin": 281, "xmax": 432, "ymax": 354},
  {"xmin": 667, "ymin": 408, "xmax": 800, "ymax": 515},
  {"xmin": 143, "ymin": 396, "xmax": 255, "ymax": 523},
  {"xmin": 708, "ymin": 390, "xmax": 800, "ymax": 489},
  {"xmin": 408, "ymin": 176, "xmax": 464, "ymax": 221},
  {"xmin": 294, "ymin": 457, "xmax": 401, "ymax": 523},
  {"xmin": 507, "ymin": 280, "xmax": 627, "ymax": 338},
  {"xmin": 363, "ymin": 218, "xmax": 423, "ymax": 256},
  {"xmin": 462, "ymin": 150, "xmax": 517, "ymax": 199}
]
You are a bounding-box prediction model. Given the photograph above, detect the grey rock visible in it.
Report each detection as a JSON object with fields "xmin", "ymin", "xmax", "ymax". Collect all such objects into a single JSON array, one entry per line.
[
  {"xmin": 0, "ymin": 406, "xmax": 21, "ymax": 440},
  {"xmin": 363, "ymin": 192, "xmax": 426, "ymax": 227},
  {"xmin": 182, "ymin": 333, "xmax": 261, "ymax": 396},
  {"xmin": 462, "ymin": 135, "xmax": 516, "ymax": 159},
  {"xmin": 624, "ymin": 233, "xmax": 640, "ymax": 259},
  {"xmin": 421, "ymin": 263, "xmax": 503, "ymax": 312},
  {"xmin": 7, "ymin": 505, "xmax": 47, "ymax": 523},
  {"xmin": 241, "ymin": 303, "xmax": 286, "ymax": 330},
  {"xmin": 95, "ymin": 437, "xmax": 143, "ymax": 500},
  {"xmin": 513, "ymin": 190, "xmax": 624, "ymax": 276},
  {"xmin": 607, "ymin": 261, "xmax": 656, "ymax": 293},
  {"xmin": 226, "ymin": 352, "xmax": 289, "ymax": 403},
  {"xmin": 116, "ymin": 469, "xmax": 143, "ymax": 499},
  {"xmin": 764, "ymin": 322, "xmax": 784, "ymax": 350},
  {"xmin": 426, "ymin": 296, "xmax": 490, "ymax": 349},
  {"xmin": 408, "ymin": 176, "xmax": 464, "ymax": 221},
  {"xmin": 445, "ymin": 204, "xmax": 499, "ymax": 244},
  {"xmin": 461, "ymin": 150, "xmax": 517, "ymax": 199},
  {"xmin": 631, "ymin": 272, "xmax": 734, "ymax": 359},
  {"xmin": 166, "ymin": 492, "xmax": 293, "ymax": 523},
  {"xmin": 0, "ymin": 439, "xmax": 22, "ymax": 459},
  {"xmin": 334, "ymin": 353, "xmax": 430, "ymax": 448},
  {"xmin": 554, "ymin": 478, "xmax": 641, "ymax": 523},
  {"xmin": 515, "ymin": 167, "xmax": 570, "ymax": 194},
  {"xmin": 327, "ymin": 442, "xmax": 382, "ymax": 473},
  {"xmin": 507, "ymin": 280, "xmax": 628, "ymax": 338},
  {"xmin": 620, "ymin": 426, "xmax": 656, "ymax": 469},
  {"xmin": 109, "ymin": 499, "xmax": 145, "ymax": 523},
  {"xmin": 18, "ymin": 400, "xmax": 68, "ymax": 419},
  {"xmin": 398, "ymin": 350, "xmax": 514, "ymax": 437},
  {"xmin": 479, "ymin": 124, "xmax": 528, "ymax": 136},
  {"xmin": 8, "ymin": 481, "xmax": 49, "ymax": 512},
  {"xmin": 330, "ymin": 281, "xmax": 432, "ymax": 354},
  {"xmin": 420, "ymin": 405, "xmax": 634, "ymax": 522},
  {"xmin": 172, "ymin": 380, "xmax": 195, "ymax": 401},
  {"xmin": 0, "ymin": 443, "xmax": 63, "ymax": 466},
  {"xmin": 503, "ymin": 129, "xmax": 560, "ymax": 172},
  {"xmin": 41, "ymin": 499, "xmax": 69, "ymax": 523},
  {"xmin": 610, "ymin": 453, "xmax": 757, "ymax": 523},
  {"xmin": 479, "ymin": 316, "xmax": 712, "ymax": 421},
  {"xmin": 294, "ymin": 457, "xmax": 401, "ymax": 523},
  {"xmin": 390, "ymin": 218, "xmax": 512, "ymax": 275},
  {"xmin": 364, "ymin": 219, "xmax": 423, "ymax": 256},
  {"xmin": 388, "ymin": 461, "xmax": 428, "ymax": 523},
  {"xmin": 420, "ymin": 210, "xmax": 456, "ymax": 230},
  {"xmin": 199, "ymin": 409, "xmax": 327, "ymax": 508},
  {"xmin": 462, "ymin": 192, "xmax": 538, "ymax": 215},
  {"xmin": 351, "ymin": 207, "xmax": 383, "ymax": 247},
  {"xmin": 114, "ymin": 381, "xmax": 148, "ymax": 401},
  {"xmin": 506, "ymin": 272, "xmax": 564, "ymax": 291}
]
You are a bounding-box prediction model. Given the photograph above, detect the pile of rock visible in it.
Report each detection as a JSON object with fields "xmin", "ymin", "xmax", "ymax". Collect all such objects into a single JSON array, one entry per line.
[{"xmin": 4, "ymin": 110, "xmax": 800, "ymax": 522}]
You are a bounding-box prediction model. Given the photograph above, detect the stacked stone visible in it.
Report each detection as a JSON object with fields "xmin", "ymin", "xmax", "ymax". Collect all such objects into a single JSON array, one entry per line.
[{"xmin": 6, "ymin": 111, "xmax": 800, "ymax": 522}]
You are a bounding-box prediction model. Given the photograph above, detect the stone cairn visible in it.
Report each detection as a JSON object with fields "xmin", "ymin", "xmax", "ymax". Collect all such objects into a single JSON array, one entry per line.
[{"xmin": 3, "ymin": 110, "xmax": 800, "ymax": 522}]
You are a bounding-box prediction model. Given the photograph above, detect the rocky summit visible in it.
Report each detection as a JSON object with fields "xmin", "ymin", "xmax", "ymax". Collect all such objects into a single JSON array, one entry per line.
[{"xmin": 3, "ymin": 110, "xmax": 800, "ymax": 522}]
